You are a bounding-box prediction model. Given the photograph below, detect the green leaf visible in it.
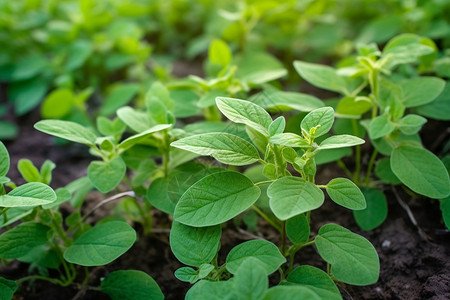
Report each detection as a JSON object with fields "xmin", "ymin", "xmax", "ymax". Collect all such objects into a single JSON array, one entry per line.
[
  {"xmin": 391, "ymin": 145, "xmax": 450, "ymax": 199},
  {"xmin": 263, "ymin": 285, "xmax": 320, "ymax": 300},
  {"xmin": 216, "ymin": 97, "xmax": 272, "ymax": 136},
  {"xmin": 9, "ymin": 77, "xmax": 48, "ymax": 116},
  {"xmin": 368, "ymin": 114, "xmax": 395, "ymax": 140},
  {"xmin": 101, "ymin": 270, "xmax": 163, "ymax": 300},
  {"xmin": 294, "ymin": 61, "xmax": 346, "ymax": 94},
  {"xmin": 170, "ymin": 221, "xmax": 221, "ymax": 267},
  {"xmin": 10, "ymin": 54, "xmax": 47, "ymax": 81},
  {"xmin": 171, "ymin": 133, "xmax": 260, "ymax": 166},
  {"xmin": 416, "ymin": 82, "xmax": 450, "ymax": 120},
  {"xmin": 440, "ymin": 197, "xmax": 450, "ymax": 230},
  {"xmin": 174, "ymin": 171, "xmax": 260, "ymax": 226},
  {"xmin": 34, "ymin": 120, "xmax": 97, "ymax": 145},
  {"xmin": 232, "ymin": 258, "xmax": 268, "ymax": 300},
  {"xmin": 315, "ymin": 224, "xmax": 380, "ymax": 285},
  {"xmin": 268, "ymin": 117, "xmax": 286, "ymax": 136},
  {"xmin": 0, "ymin": 222, "xmax": 50, "ymax": 259},
  {"xmin": 87, "ymin": 156, "xmax": 126, "ymax": 193},
  {"xmin": 397, "ymin": 114, "xmax": 427, "ymax": 135},
  {"xmin": 64, "ymin": 40, "xmax": 93, "ymax": 71},
  {"xmin": 117, "ymin": 106, "xmax": 152, "ymax": 133},
  {"xmin": 0, "ymin": 122, "xmax": 19, "ymax": 140},
  {"xmin": 186, "ymin": 280, "xmax": 233, "ymax": 300},
  {"xmin": 0, "ymin": 141, "xmax": 9, "ymax": 177},
  {"xmin": 236, "ymin": 52, "xmax": 287, "ymax": 84},
  {"xmin": 267, "ymin": 177, "xmax": 324, "ymax": 220},
  {"xmin": 0, "ymin": 182, "xmax": 56, "ymax": 207},
  {"xmin": 286, "ymin": 214, "xmax": 310, "ymax": 244},
  {"xmin": 226, "ymin": 240, "xmax": 286, "ymax": 275},
  {"xmin": 286, "ymin": 265, "xmax": 342, "ymax": 300},
  {"xmin": 119, "ymin": 124, "xmax": 171, "ymax": 150},
  {"xmin": 269, "ymin": 133, "xmax": 309, "ymax": 148},
  {"xmin": 353, "ymin": 188, "xmax": 388, "ymax": 231},
  {"xmin": 336, "ymin": 96, "xmax": 372, "ymax": 116},
  {"xmin": 0, "ymin": 277, "xmax": 18, "ymax": 300},
  {"xmin": 0, "ymin": 208, "xmax": 33, "ymax": 229},
  {"xmin": 101, "ymin": 84, "xmax": 140, "ymax": 116},
  {"xmin": 17, "ymin": 159, "xmax": 40, "ymax": 182},
  {"xmin": 326, "ymin": 178, "xmax": 366, "ymax": 210},
  {"xmin": 175, "ymin": 264, "xmax": 214, "ymax": 284},
  {"xmin": 301, "ymin": 107, "xmax": 334, "ymax": 138},
  {"xmin": 209, "ymin": 39, "xmax": 232, "ymax": 67},
  {"xmin": 40, "ymin": 160, "xmax": 56, "ymax": 185},
  {"xmin": 400, "ymin": 77, "xmax": 445, "ymax": 108},
  {"xmin": 41, "ymin": 89, "xmax": 75, "ymax": 119},
  {"xmin": 96, "ymin": 117, "xmax": 127, "ymax": 137},
  {"xmin": 375, "ymin": 158, "xmax": 401, "ymax": 184},
  {"xmin": 318, "ymin": 135, "xmax": 365, "ymax": 150},
  {"xmin": 252, "ymin": 91, "xmax": 324, "ymax": 113},
  {"xmin": 64, "ymin": 221, "xmax": 136, "ymax": 266}
]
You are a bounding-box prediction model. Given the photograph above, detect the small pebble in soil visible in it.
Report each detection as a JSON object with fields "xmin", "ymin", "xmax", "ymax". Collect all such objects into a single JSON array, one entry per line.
[{"xmin": 382, "ymin": 240, "xmax": 391, "ymax": 248}]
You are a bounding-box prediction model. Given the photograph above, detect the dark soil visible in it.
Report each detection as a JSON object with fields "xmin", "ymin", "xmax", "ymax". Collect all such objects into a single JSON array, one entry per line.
[{"xmin": 1, "ymin": 112, "xmax": 449, "ymax": 300}]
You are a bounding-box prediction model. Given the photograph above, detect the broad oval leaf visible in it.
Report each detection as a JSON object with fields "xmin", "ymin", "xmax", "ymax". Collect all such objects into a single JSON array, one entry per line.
[
  {"xmin": 268, "ymin": 116, "xmax": 286, "ymax": 136},
  {"xmin": 286, "ymin": 214, "xmax": 310, "ymax": 244},
  {"xmin": 397, "ymin": 114, "xmax": 427, "ymax": 135},
  {"xmin": 0, "ymin": 141, "xmax": 9, "ymax": 177},
  {"xmin": 375, "ymin": 158, "xmax": 401, "ymax": 185},
  {"xmin": 368, "ymin": 114, "xmax": 395, "ymax": 140},
  {"xmin": 216, "ymin": 97, "xmax": 272, "ymax": 136},
  {"xmin": 174, "ymin": 171, "xmax": 260, "ymax": 226},
  {"xmin": 87, "ymin": 156, "xmax": 126, "ymax": 193},
  {"xmin": 118, "ymin": 124, "xmax": 172, "ymax": 150},
  {"xmin": 34, "ymin": 120, "xmax": 97, "ymax": 145},
  {"xmin": 353, "ymin": 188, "xmax": 388, "ymax": 231},
  {"xmin": 294, "ymin": 61, "xmax": 346, "ymax": 95},
  {"xmin": 286, "ymin": 265, "xmax": 342, "ymax": 300},
  {"xmin": 101, "ymin": 270, "xmax": 163, "ymax": 300},
  {"xmin": 233, "ymin": 257, "xmax": 268, "ymax": 300},
  {"xmin": 252, "ymin": 91, "xmax": 324, "ymax": 112},
  {"xmin": 226, "ymin": 239, "xmax": 286, "ymax": 275},
  {"xmin": 318, "ymin": 135, "xmax": 365, "ymax": 150},
  {"xmin": 267, "ymin": 177, "xmax": 324, "ymax": 220},
  {"xmin": 269, "ymin": 133, "xmax": 309, "ymax": 148},
  {"xmin": 64, "ymin": 221, "xmax": 136, "ymax": 266},
  {"xmin": 315, "ymin": 224, "xmax": 380, "ymax": 285},
  {"xmin": 171, "ymin": 133, "xmax": 260, "ymax": 166},
  {"xmin": 0, "ymin": 222, "xmax": 50, "ymax": 259},
  {"xmin": 175, "ymin": 264, "xmax": 214, "ymax": 284},
  {"xmin": 416, "ymin": 82, "xmax": 450, "ymax": 121},
  {"xmin": 400, "ymin": 77, "xmax": 445, "ymax": 108},
  {"xmin": 0, "ymin": 277, "xmax": 18, "ymax": 300},
  {"xmin": 0, "ymin": 182, "xmax": 56, "ymax": 207},
  {"xmin": 326, "ymin": 178, "xmax": 366, "ymax": 210},
  {"xmin": 301, "ymin": 107, "xmax": 335, "ymax": 138},
  {"xmin": 263, "ymin": 285, "xmax": 320, "ymax": 300},
  {"xmin": 391, "ymin": 145, "xmax": 450, "ymax": 199},
  {"xmin": 117, "ymin": 106, "xmax": 152, "ymax": 133},
  {"xmin": 185, "ymin": 280, "xmax": 233, "ymax": 300},
  {"xmin": 170, "ymin": 221, "xmax": 221, "ymax": 267}
]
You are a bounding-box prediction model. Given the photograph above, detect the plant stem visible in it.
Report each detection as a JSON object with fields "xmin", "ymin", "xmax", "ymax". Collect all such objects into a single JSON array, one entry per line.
[
  {"xmin": 81, "ymin": 191, "xmax": 136, "ymax": 223},
  {"xmin": 280, "ymin": 221, "xmax": 286, "ymax": 255},
  {"xmin": 336, "ymin": 160, "xmax": 353, "ymax": 179},
  {"xmin": 162, "ymin": 131, "xmax": 170, "ymax": 178},
  {"xmin": 16, "ymin": 275, "xmax": 64, "ymax": 285},
  {"xmin": 351, "ymin": 119, "xmax": 361, "ymax": 185},
  {"xmin": 363, "ymin": 149, "xmax": 378, "ymax": 186},
  {"xmin": 131, "ymin": 197, "xmax": 152, "ymax": 234},
  {"xmin": 251, "ymin": 205, "xmax": 282, "ymax": 233},
  {"xmin": 254, "ymin": 180, "xmax": 273, "ymax": 186}
]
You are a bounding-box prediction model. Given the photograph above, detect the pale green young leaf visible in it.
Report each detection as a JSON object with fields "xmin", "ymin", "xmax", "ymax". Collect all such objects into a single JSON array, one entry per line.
[
  {"xmin": 400, "ymin": 77, "xmax": 445, "ymax": 108},
  {"xmin": 0, "ymin": 277, "xmax": 17, "ymax": 300},
  {"xmin": 41, "ymin": 89, "xmax": 74, "ymax": 119},
  {"xmin": 286, "ymin": 265, "xmax": 342, "ymax": 300},
  {"xmin": 97, "ymin": 117, "xmax": 127, "ymax": 137},
  {"xmin": 315, "ymin": 224, "xmax": 380, "ymax": 285},
  {"xmin": 368, "ymin": 114, "xmax": 395, "ymax": 140},
  {"xmin": 42, "ymin": 188, "xmax": 72, "ymax": 209},
  {"xmin": 301, "ymin": 107, "xmax": 335, "ymax": 138},
  {"xmin": 170, "ymin": 221, "xmax": 221, "ymax": 267},
  {"xmin": 226, "ymin": 239, "xmax": 286, "ymax": 275},
  {"xmin": 17, "ymin": 159, "xmax": 40, "ymax": 182},
  {"xmin": 286, "ymin": 214, "xmax": 310, "ymax": 244},
  {"xmin": 233, "ymin": 258, "xmax": 268, "ymax": 300},
  {"xmin": 267, "ymin": 177, "xmax": 324, "ymax": 220},
  {"xmin": 101, "ymin": 270, "xmax": 163, "ymax": 300},
  {"xmin": 0, "ymin": 222, "xmax": 50, "ymax": 259},
  {"xmin": 0, "ymin": 182, "xmax": 56, "ymax": 207},
  {"xmin": 326, "ymin": 178, "xmax": 366, "ymax": 210},
  {"xmin": 263, "ymin": 285, "xmax": 320, "ymax": 300},
  {"xmin": 416, "ymin": 82, "xmax": 450, "ymax": 120},
  {"xmin": 117, "ymin": 106, "xmax": 152, "ymax": 133},
  {"xmin": 251, "ymin": 91, "xmax": 324, "ymax": 113},
  {"xmin": 0, "ymin": 141, "xmax": 9, "ymax": 177},
  {"xmin": 175, "ymin": 264, "xmax": 214, "ymax": 284},
  {"xmin": 353, "ymin": 188, "xmax": 388, "ymax": 231},
  {"xmin": 269, "ymin": 133, "xmax": 309, "ymax": 148},
  {"xmin": 185, "ymin": 280, "xmax": 233, "ymax": 300},
  {"xmin": 268, "ymin": 116, "xmax": 285, "ymax": 136},
  {"xmin": 216, "ymin": 97, "xmax": 272, "ymax": 136},
  {"xmin": 40, "ymin": 160, "xmax": 56, "ymax": 185},
  {"xmin": 318, "ymin": 135, "xmax": 365, "ymax": 150},
  {"xmin": 118, "ymin": 124, "xmax": 171, "ymax": 150},
  {"xmin": 0, "ymin": 208, "xmax": 33, "ymax": 229},
  {"xmin": 171, "ymin": 133, "xmax": 260, "ymax": 166},
  {"xmin": 100, "ymin": 84, "xmax": 140, "ymax": 116},
  {"xmin": 336, "ymin": 96, "xmax": 372, "ymax": 116},
  {"xmin": 294, "ymin": 61, "xmax": 346, "ymax": 94},
  {"xmin": 235, "ymin": 52, "xmax": 287, "ymax": 84},
  {"xmin": 209, "ymin": 39, "xmax": 232, "ymax": 67},
  {"xmin": 174, "ymin": 171, "xmax": 260, "ymax": 226},
  {"xmin": 397, "ymin": 114, "xmax": 427, "ymax": 135},
  {"xmin": 87, "ymin": 156, "xmax": 126, "ymax": 193},
  {"xmin": 391, "ymin": 145, "xmax": 450, "ymax": 199},
  {"xmin": 375, "ymin": 158, "xmax": 401, "ymax": 184},
  {"xmin": 64, "ymin": 221, "xmax": 136, "ymax": 266},
  {"xmin": 34, "ymin": 120, "xmax": 97, "ymax": 145}
]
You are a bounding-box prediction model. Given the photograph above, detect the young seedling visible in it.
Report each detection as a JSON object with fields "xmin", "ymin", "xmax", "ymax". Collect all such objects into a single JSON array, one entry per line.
[{"xmin": 169, "ymin": 98, "xmax": 379, "ymax": 298}]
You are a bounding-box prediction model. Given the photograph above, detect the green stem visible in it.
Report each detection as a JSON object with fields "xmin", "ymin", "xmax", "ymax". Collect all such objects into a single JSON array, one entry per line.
[
  {"xmin": 281, "ymin": 221, "xmax": 286, "ymax": 255},
  {"xmin": 286, "ymin": 240, "xmax": 316, "ymax": 274},
  {"xmin": 364, "ymin": 149, "xmax": 378, "ymax": 186},
  {"xmin": 211, "ymin": 265, "xmax": 227, "ymax": 281},
  {"xmin": 16, "ymin": 275, "xmax": 64, "ymax": 286},
  {"xmin": 251, "ymin": 205, "xmax": 282, "ymax": 233},
  {"xmin": 351, "ymin": 119, "xmax": 361, "ymax": 185},
  {"xmin": 162, "ymin": 131, "xmax": 170, "ymax": 178},
  {"xmin": 131, "ymin": 197, "xmax": 152, "ymax": 234},
  {"xmin": 81, "ymin": 267, "xmax": 90, "ymax": 286},
  {"xmin": 336, "ymin": 160, "xmax": 353, "ymax": 179},
  {"xmin": 255, "ymin": 180, "xmax": 273, "ymax": 186}
]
